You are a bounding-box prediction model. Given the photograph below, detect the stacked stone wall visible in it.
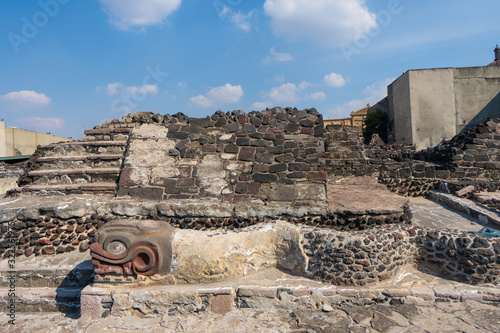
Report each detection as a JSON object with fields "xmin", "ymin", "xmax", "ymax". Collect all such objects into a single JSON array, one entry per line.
[
  {"xmin": 323, "ymin": 118, "xmax": 500, "ymax": 197},
  {"xmin": 303, "ymin": 225, "xmax": 500, "ymax": 286},
  {"xmin": 0, "ymin": 199, "xmax": 410, "ymax": 259},
  {"xmin": 416, "ymin": 118, "xmax": 500, "ymax": 181},
  {"xmin": 118, "ymin": 107, "xmax": 327, "ymax": 204},
  {"xmin": 1, "ymin": 198, "xmax": 497, "ymax": 287}
]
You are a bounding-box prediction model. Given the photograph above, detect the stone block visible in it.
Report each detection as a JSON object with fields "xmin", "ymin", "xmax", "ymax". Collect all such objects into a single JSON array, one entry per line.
[
  {"xmin": 224, "ymin": 143, "xmax": 239, "ymax": 153},
  {"xmin": 238, "ymin": 147, "xmax": 255, "ymax": 161},
  {"xmin": 167, "ymin": 131, "xmax": 190, "ymax": 140},
  {"xmin": 269, "ymin": 163, "xmax": 287, "ymax": 173},
  {"xmin": 435, "ymin": 170, "xmax": 450, "ymax": 179},
  {"xmin": 273, "ymin": 135, "xmax": 285, "ymax": 146},
  {"xmin": 291, "ymin": 288, "xmax": 311, "ymax": 297},
  {"xmin": 260, "ymin": 184, "xmax": 295, "ymax": 201},
  {"xmin": 247, "ymin": 182, "xmax": 261, "ymax": 195},
  {"xmin": 238, "ymin": 286, "xmax": 277, "ymax": 298},
  {"xmin": 224, "ymin": 123, "xmax": 240, "ymax": 133},
  {"xmin": 285, "ymin": 123, "xmax": 300, "ymax": 133},
  {"xmin": 253, "ymin": 163, "xmax": 269, "ymax": 173},
  {"xmin": 250, "ymin": 139, "xmax": 271, "ymax": 147},
  {"xmin": 296, "ymin": 183, "xmax": 326, "ymax": 201},
  {"xmin": 433, "ymin": 285, "xmax": 460, "ymax": 299},
  {"xmin": 287, "ymin": 172, "xmax": 307, "ymax": 178},
  {"xmin": 242, "ymin": 124, "xmax": 256, "ymax": 132},
  {"xmin": 118, "ymin": 187, "xmax": 164, "ymax": 200},
  {"xmin": 314, "ymin": 125, "xmax": 324, "ymax": 137},
  {"xmin": 288, "ymin": 163, "xmax": 311, "ymax": 172},
  {"xmin": 235, "ymin": 182, "xmax": 248, "ymax": 194},
  {"xmin": 456, "ymin": 185, "xmax": 475, "ymax": 197},
  {"xmin": 267, "ymin": 146, "xmax": 284, "ymax": 154},
  {"xmin": 252, "ymin": 173, "xmax": 278, "ymax": 183},
  {"xmin": 256, "ymin": 153, "xmax": 273, "ymax": 164},
  {"xmin": 177, "ymin": 178, "xmax": 196, "ymax": 187},
  {"xmin": 307, "ymin": 171, "xmax": 326, "ymax": 182}
]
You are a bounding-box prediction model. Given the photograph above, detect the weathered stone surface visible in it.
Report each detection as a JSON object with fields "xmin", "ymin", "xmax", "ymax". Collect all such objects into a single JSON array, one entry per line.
[
  {"xmin": 296, "ymin": 183, "xmax": 326, "ymax": 201},
  {"xmin": 171, "ymin": 222, "xmax": 307, "ymax": 283},
  {"xmin": 260, "ymin": 184, "xmax": 295, "ymax": 202},
  {"xmin": 158, "ymin": 200, "xmax": 233, "ymax": 217},
  {"xmin": 195, "ymin": 155, "xmax": 227, "ymax": 196}
]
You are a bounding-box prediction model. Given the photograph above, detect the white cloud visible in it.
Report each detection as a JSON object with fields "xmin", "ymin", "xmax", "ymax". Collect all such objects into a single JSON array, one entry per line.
[
  {"xmin": 298, "ymin": 81, "xmax": 312, "ymax": 90},
  {"xmin": 99, "ymin": 0, "xmax": 182, "ymax": 30},
  {"xmin": 0, "ymin": 90, "xmax": 51, "ymax": 109},
  {"xmin": 221, "ymin": 7, "xmax": 254, "ymax": 32},
  {"xmin": 178, "ymin": 81, "xmax": 187, "ymax": 89},
  {"xmin": 254, "ymin": 80, "xmax": 316, "ymax": 107},
  {"xmin": 191, "ymin": 83, "xmax": 243, "ymax": 108},
  {"xmin": 102, "ymin": 83, "xmax": 159, "ymax": 96},
  {"xmin": 263, "ymin": 47, "xmax": 293, "ymax": 65},
  {"xmin": 252, "ymin": 101, "xmax": 273, "ymax": 110},
  {"xmin": 275, "ymin": 75, "xmax": 286, "ymax": 82},
  {"xmin": 324, "ymin": 72, "xmax": 346, "ymax": 87},
  {"xmin": 307, "ymin": 91, "xmax": 326, "ymax": 100},
  {"xmin": 20, "ymin": 117, "xmax": 65, "ymax": 130},
  {"xmin": 264, "ymin": 0, "xmax": 377, "ymax": 47},
  {"xmin": 267, "ymin": 83, "xmax": 300, "ymax": 102},
  {"xmin": 327, "ymin": 77, "xmax": 394, "ymax": 117}
]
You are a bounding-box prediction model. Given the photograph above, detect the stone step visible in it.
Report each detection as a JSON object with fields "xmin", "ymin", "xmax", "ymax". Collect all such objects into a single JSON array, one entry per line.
[
  {"xmin": 428, "ymin": 190, "xmax": 500, "ymax": 228},
  {"xmin": 28, "ymin": 168, "xmax": 120, "ymax": 177},
  {"xmin": 83, "ymin": 128, "xmax": 132, "ymax": 136},
  {"xmin": 41, "ymin": 141, "xmax": 128, "ymax": 149},
  {"xmin": 82, "ymin": 128, "xmax": 132, "ymax": 142},
  {"xmin": 80, "ymin": 283, "xmax": 500, "ymax": 319},
  {"xmin": 39, "ymin": 141, "xmax": 128, "ymax": 157},
  {"xmin": 35, "ymin": 154, "xmax": 124, "ymax": 170},
  {"xmin": 36, "ymin": 154, "xmax": 123, "ymax": 163},
  {"xmin": 29, "ymin": 170, "xmax": 119, "ymax": 186},
  {"xmin": 9, "ymin": 182, "xmax": 117, "ymax": 195},
  {"xmin": 0, "ymin": 287, "xmax": 82, "ymax": 313}
]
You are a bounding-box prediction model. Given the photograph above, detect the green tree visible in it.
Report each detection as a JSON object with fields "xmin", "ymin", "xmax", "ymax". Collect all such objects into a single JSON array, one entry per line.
[{"xmin": 363, "ymin": 109, "xmax": 388, "ymax": 144}]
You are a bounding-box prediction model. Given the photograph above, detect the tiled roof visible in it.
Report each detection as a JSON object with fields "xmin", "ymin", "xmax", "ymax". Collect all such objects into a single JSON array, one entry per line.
[{"xmin": 350, "ymin": 104, "xmax": 370, "ymax": 116}]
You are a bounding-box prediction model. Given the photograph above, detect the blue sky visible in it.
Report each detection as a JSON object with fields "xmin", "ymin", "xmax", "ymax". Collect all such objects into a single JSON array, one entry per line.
[{"xmin": 0, "ymin": 0, "xmax": 498, "ymax": 139}]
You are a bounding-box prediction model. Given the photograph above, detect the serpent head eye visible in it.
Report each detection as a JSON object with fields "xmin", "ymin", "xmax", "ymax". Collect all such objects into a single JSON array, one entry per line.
[{"xmin": 107, "ymin": 240, "xmax": 127, "ymax": 254}]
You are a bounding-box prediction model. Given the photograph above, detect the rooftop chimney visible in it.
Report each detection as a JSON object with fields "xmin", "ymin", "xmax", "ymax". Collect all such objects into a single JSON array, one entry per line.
[{"xmin": 495, "ymin": 45, "xmax": 500, "ymax": 61}]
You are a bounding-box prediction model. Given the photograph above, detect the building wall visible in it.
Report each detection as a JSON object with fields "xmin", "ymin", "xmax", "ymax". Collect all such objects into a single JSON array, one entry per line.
[
  {"xmin": 0, "ymin": 121, "xmax": 5, "ymax": 157},
  {"xmin": 409, "ymin": 68, "xmax": 457, "ymax": 150},
  {"xmin": 453, "ymin": 66, "xmax": 500, "ymax": 132},
  {"xmin": 1, "ymin": 122, "xmax": 71, "ymax": 157},
  {"xmin": 388, "ymin": 72, "xmax": 412, "ymax": 145},
  {"xmin": 389, "ymin": 66, "xmax": 500, "ymax": 150}
]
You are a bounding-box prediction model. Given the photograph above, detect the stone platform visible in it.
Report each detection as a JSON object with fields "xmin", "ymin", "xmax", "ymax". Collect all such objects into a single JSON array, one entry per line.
[{"xmin": 2, "ymin": 265, "xmax": 500, "ymax": 332}]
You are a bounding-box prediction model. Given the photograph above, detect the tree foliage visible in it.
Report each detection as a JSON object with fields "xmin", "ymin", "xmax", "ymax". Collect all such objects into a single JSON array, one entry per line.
[{"xmin": 363, "ymin": 109, "xmax": 388, "ymax": 144}]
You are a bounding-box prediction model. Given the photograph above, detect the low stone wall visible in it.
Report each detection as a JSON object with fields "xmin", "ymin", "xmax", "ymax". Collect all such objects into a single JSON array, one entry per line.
[
  {"xmin": 415, "ymin": 228, "xmax": 500, "ymax": 285},
  {"xmin": 80, "ymin": 278, "xmax": 500, "ymax": 319},
  {"xmin": 416, "ymin": 118, "xmax": 500, "ymax": 181},
  {"xmin": 0, "ymin": 162, "xmax": 24, "ymax": 195},
  {"xmin": 118, "ymin": 108, "xmax": 327, "ymax": 205},
  {"xmin": 303, "ymin": 225, "xmax": 500, "ymax": 286},
  {"xmin": 1, "ymin": 201, "xmax": 498, "ymax": 286},
  {"xmin": 0, "ymin": 197, "xmax": 410, "ymax": 260},
  {"xmin": 303, "ymin": 226, "xmax": 418, "ymax": 286}
]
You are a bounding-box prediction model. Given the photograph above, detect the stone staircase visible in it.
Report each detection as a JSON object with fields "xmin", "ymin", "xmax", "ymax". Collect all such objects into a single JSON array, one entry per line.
[
  {"xmin": 10, "ymin": 125, "xmax": 132, "ymax": 196},
  {"xmin": 0, "ymin": 252, "xmax": 93, "ymax": 315}
]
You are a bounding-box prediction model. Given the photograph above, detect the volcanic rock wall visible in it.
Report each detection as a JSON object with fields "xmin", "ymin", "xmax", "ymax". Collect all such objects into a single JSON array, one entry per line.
[
  {"xmin": 303, "ymin": 225, "xmax": 500, "ymax": 286},
  {"xmin": 118, "ymin": 108, "xmax": 327, "ymax": 204}
]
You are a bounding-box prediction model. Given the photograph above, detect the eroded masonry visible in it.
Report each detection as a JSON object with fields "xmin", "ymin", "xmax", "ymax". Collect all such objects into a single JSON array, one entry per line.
[{"xmin": 1, "ymin": 108, "xmax": 499, "ymax": 317}]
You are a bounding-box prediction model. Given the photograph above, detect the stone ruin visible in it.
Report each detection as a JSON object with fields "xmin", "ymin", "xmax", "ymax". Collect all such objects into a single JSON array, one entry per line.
[{"xmin": 1, "ymin": 108, "xmax": 499, "ymax": 299}]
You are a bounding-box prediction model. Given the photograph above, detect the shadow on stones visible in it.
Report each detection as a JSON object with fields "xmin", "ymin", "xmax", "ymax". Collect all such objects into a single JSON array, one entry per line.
[{"xmin": 55, "ymin": 260, "xmax": 94, "ymax": 319}]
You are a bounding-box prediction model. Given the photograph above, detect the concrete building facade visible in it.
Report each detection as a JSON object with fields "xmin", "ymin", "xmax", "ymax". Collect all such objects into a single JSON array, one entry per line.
[
  {"xmin": 387, "ymin": 48, "xmax": 500, "ymax": 150},
  {"xmin": 0, "ymin": 120, "xmax": 71, "ymax": 157},
  {"xmin": 388, "ymin": 65, "xmax": 500, "ymax": 150}
]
